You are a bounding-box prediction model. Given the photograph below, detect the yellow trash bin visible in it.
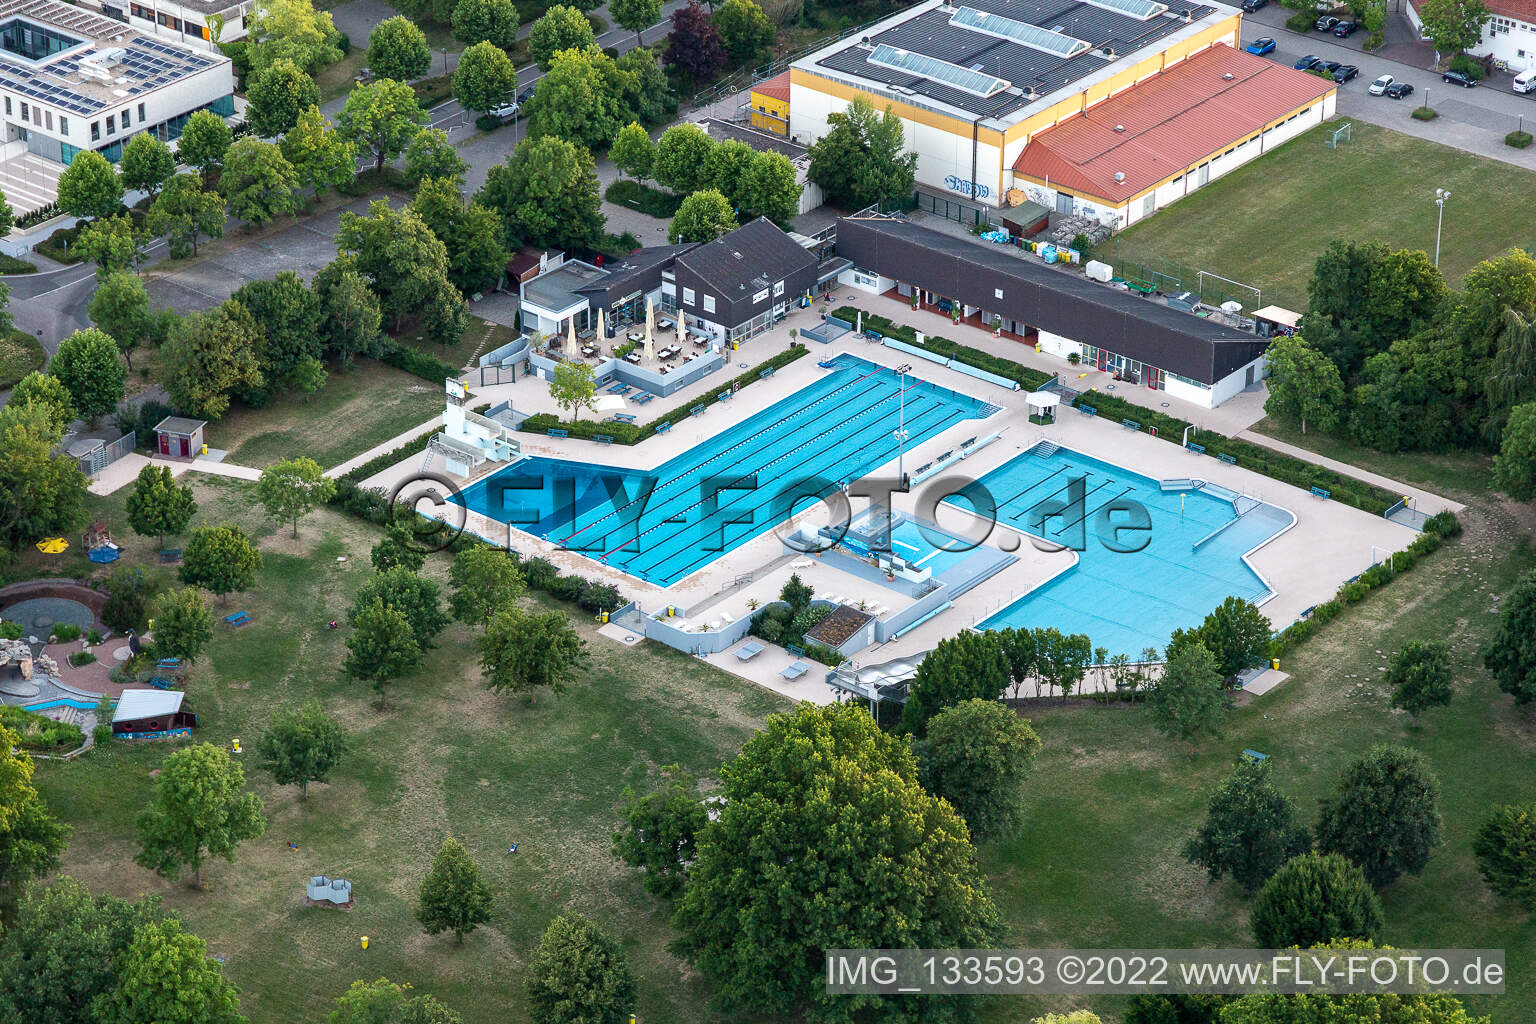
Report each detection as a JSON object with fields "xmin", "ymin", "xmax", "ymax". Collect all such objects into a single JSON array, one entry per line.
[
  {"xmin": 361, "ymin": 936, "xmax": 369, "ymax": 950},
  {"xmin": 601, "ymin": 611, "xmax": 610, "ymax": 624},
  {"xmin": 1271, "ymin": 659, "xmax": 1280, "ymax": 671}
]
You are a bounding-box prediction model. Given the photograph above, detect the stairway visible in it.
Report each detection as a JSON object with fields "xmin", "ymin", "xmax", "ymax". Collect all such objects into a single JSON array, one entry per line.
[{"xmin": 1032, "ymin": 439, "xmax": 1060, "ymax": 459}]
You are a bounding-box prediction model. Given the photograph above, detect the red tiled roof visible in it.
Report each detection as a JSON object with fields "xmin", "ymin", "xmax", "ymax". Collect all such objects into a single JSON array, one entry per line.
[
  {"xmin": 752, "ymin": 72, "xmax": 791, "ymax": 102},
  {"xmin": 1012, "ymin": 44, "xmax": 1335, "ymax": 204},
  {"xmin": 1411, "ymin": 0, "xmax": 1534, "ymax": 24}
]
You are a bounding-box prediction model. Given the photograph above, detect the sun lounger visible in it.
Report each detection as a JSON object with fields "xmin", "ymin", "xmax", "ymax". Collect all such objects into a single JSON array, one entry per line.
[
  {"xmin": 780, "ymin": 661, "xmax": 809, "ymax": 680},
  {"xmin": 736, "ymin": 642, "xmax": 765, "ymax": 661}
]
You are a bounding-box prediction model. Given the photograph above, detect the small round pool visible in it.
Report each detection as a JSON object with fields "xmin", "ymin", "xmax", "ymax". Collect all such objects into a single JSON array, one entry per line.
[{"xmin": 0, "ymin": 597, "xmax": 96, "ymax": 637}]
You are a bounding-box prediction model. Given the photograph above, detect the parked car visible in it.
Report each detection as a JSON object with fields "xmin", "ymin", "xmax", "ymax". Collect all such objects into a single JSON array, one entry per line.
[
  {"xmin": 1317, "ymin": 60, "xmax": 1342, "ymax": 75},
  {"xmin": 1333, "ymin": 64, "xmax": 1360, "ymax": 83},
  {"xmin": 1385, "ymin": 81, "xmax": 1415, "ymax": 99},
  {"xmin": 489, "ymin": 101, "xmax": 521, "ymax": 123},
  {"xmin": 1241, "ymin": 0, "xmax": 1267, "ymax": 10},
  {"xmin": 517, "ymin": 84, "xmax": 538, "ymax": 105},
  {"xmin": 1368, "ymin": 73, "xmax": 1394, "ymax": 95},
  {"xmin": 1315, "ymin": 15, "xmax": 1340, "ymax": 31},
  {"xmin": 1442, "ymin": 69, "xmax": 1478, "ymax": 87},
  {"xmin": 1333, "ymin": 20, "xmax": 1359, "ymax": 36},
  {"xmin": 354, "ymin": 66, "xmax": 375, "ymax": 85},
  {"xmin": 1293, "ymin": 54, "xmax": 1322, "ymax": 70},
  {"xmin": 1245, "ymin": 37, "xmax": 1277, "ymax": 56}
]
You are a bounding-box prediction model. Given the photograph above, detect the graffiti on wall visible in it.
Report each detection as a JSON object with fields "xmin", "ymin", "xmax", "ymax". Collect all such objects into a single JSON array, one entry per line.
[{"xmin": 943, "ymin": 175, "xmax": 991, "ymax": 199}]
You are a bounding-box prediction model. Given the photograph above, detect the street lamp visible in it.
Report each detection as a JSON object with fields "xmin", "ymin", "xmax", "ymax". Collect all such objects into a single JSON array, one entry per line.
[
  {"xmin": 894, "ymin": 363, "xmax": 912, "ymax": 486},
  {"xmin": 441, "ymin": 47, "xmax": 448, "ymax": 76},
  {"xmin": 1433, "ymin": 188, "xmax": 1450, "ymax": 266}
]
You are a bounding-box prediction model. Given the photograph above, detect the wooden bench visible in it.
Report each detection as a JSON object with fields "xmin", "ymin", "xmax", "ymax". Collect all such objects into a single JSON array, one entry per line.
[
  {"xmin": 546, "ymin": 428, "xmax": 568, "ymax": 438},
  {"xmin": 1310, "ymin": 486, "xmax": 1331, "ymax": 500},
  {"xmin": 1122, "ymin": 418, "xmax": 1141, "ymax": 431},
  {"xmin": 593, "ymin": 434, "xmax": 614, "ymax": 445},
  {"xmin": 863, "ymin": 328, "xmax": 883, "ymax": 340},
  {"xmin": 1217, "ymin": 452, "xmax": 1237, "ymax": 466},
  {"xmin": 159, "ymin": 548, "xmax": 182, "ymax": 564},
  {"xmin": 655, "ymin": 421, "xmax": 672, "ymax": 434},
  {"xmin": 786, "ymin": 643, "xmax": 805, "ymax": 657},
  {"xmin": 1241, "ymin": 748, "xmax": 1269, "ymax": 764},
  {"xmin": 759, "ymin": 367, "xmax": 775, "ymax": 379},
  {"xmin": 690, "ymin": 404, "xmax": 707, "ymax": 417},
  {"xmin": 613, "ymin": 413, "xmax": 636, "ymax": 423},
  {"xmin": 717, "ymin": 391, "xmax": 732, "ymax": 403},
  {"xmin": 1078, "ymin": 404, "xmax": 1097, "ymax": 417},
  {"xmin": 1186, "ymin": 442, "xmax": 1205, "ymax": 454}
]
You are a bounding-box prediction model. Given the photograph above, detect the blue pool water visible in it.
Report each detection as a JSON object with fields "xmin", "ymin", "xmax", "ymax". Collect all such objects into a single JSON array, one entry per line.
[
  {"xmin": 455, "ymin": 357, "xmax": 990, "ymax": 585},
  {"xmin": 962, "ymin": 447, "xmax": 1291, "ymax": 657},
  {"xmin": 885, "ymin": 519, "xmax": 980, "ymax": 577}
]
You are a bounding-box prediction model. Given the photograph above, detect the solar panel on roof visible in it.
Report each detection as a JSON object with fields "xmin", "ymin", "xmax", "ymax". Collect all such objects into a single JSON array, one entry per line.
[
  {"xmin": 868, "ymin": 43, "xmax": 1010, "ymax": 97},
  {"xmin": 950, "ymin": 6, "xmax": 1091, "ymax": 59},
  {"xmin": 1079, "ymin": 0, "xmax": 1168, "ymax": 19}
]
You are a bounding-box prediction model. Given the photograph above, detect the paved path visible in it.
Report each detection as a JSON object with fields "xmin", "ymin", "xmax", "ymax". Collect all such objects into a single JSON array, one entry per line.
[{"xmin": 1235, "ymin": 428, "xmax": 1466, "ymax": 513}]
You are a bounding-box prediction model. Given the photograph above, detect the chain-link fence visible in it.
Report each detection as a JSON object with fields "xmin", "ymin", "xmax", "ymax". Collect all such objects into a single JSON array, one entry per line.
[{"xmin": 1095, "ymin": 237, "xmax": 1305, "ymax": 313}]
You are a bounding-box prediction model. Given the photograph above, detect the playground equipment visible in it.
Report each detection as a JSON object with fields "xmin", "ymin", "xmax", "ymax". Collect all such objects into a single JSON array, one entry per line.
[
  {"xmin": 306, "ymin": 876, "xmax": 355, "ymax": 909},
  {"xmin": 82, "ymin": 521, "xmax": 121, "ymax": 563}
]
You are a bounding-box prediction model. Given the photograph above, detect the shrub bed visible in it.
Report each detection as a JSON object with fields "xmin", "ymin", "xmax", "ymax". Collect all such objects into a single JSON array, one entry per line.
[
  {"xmin": 0, "ymin": 252, "xmax": 36, "ymax": 274},
  {"xmin": 0, "ymin": 328, "xmax": 46, "ymax": 389},
  {"xmin": 833, "ymin": 305, "xmax": 1055, "ymax": 391},
  {"xmin": 604, "ymin": 180, "xmax": 685, "ymax": 219},
  {"xmin": 379, "ymin": 338, "xmax": 458, "ymax": 383},
  {"xmin": 1507, "ymin": 130, "xmax": 1533, "ymax": 149},
  {"xmin": 0, "ymin": 705, "xmax": 86, "ymax": 751},
  {"xmin": 1285, "ymin": 10, "xmax": 1318, "ymax": 30},
  {"xmin": 1412, "ymin": 107, "xmax": 1438, "ymax": 121}
]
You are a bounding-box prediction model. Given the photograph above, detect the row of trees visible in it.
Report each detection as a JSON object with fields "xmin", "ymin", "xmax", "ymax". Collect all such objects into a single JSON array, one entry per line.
[{"xmin": 612, "ymin": 120, "xmax": 802, "ymax": 231}]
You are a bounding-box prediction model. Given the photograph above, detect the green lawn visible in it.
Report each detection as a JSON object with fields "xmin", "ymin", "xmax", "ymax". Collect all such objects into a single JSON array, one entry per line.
[
  {"xmin": 0, "ymin": 327, "xmax": 45, "ymax": 389},
  {"xmin": 1251, "ymin": 415, "xmax": 1496, "ymax": 500},
  {"xmin": 211, "ymin": 360, "xmax": 445, "ymax": 470},
  {"xmin": 1112, "ymin": 121, "xmax": 1536, "ymax": 311}
]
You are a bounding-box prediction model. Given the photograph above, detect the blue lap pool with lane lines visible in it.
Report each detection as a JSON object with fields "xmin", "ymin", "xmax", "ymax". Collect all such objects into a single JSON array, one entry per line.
[
  {"xmin": 453, "ymin": 357, "xmax": 991, "ymax": 586},
  {"xmin": 958, "ymin": 446, "xmax": 1293, "ymax": 657}
]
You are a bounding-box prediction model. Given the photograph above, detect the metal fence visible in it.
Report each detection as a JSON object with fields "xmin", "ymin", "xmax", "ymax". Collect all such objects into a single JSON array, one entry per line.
[
  {"xmin": 79, "ymin": 433, "xmax": 136, "ymax": 478},
  {"xmin": 1097, "ymin": 237, "xmax": 1304, "ymax": 313}
]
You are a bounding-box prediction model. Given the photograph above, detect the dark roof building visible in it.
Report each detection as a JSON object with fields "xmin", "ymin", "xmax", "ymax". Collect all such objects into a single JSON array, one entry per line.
[
  {"xmin": 835, "ymin": 215, "xmax": 1269, "ymax": 407},
  {"xmin": 674, "ymin": 219, "xmax": 821, "ymax": 342}
]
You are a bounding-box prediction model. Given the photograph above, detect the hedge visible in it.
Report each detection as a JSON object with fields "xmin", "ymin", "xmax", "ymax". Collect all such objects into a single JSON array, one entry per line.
[
  {"xmin": 379, "ymin": 338, "xmax": 457, "ymax": 383},
  {"xmin": 835, "ymin": 305, "xmax": 1402, "ymax": 515},
  {"xmin": 605, "ymin": 180, "xmax": 685, "ymax": 219},
  {"xmin": 1270, "ymin": 511, "xmax": 1460, "ymax": 656},
  {"xmin": 523, "ymin": 344, "xmax": 810, "ymax": 444}
]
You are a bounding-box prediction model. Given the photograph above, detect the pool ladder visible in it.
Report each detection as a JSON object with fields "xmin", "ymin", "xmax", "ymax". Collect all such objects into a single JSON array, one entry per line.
[{"xmin": 1032, "ymin": 439, "xmax": 1061, "ymax": 459}]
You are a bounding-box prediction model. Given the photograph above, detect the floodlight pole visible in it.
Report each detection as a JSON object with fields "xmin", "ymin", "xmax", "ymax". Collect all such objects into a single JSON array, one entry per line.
[
  {"xmin": 1433, "ymin": 188, "xmax": 1450, "ymax": 266},
  {"xmin": 895, "ymin": 363, "xmax": 913, "ymax": 486}
]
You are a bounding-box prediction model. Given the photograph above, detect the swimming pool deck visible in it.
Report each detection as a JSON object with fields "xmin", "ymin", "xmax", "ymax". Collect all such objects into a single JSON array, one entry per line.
[{"xmin": 356, "ymin": 304, "xmax": 1452, "ymax": 701}]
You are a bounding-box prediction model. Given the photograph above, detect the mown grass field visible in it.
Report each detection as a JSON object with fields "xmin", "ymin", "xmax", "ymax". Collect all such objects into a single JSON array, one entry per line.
[
  {"xmin": 29, "ymin": 464, "xmax": 1536, "ymax": 1023},
  {"xmin": 1112, "ymin": 121, "xmax": 1536, "ymax": 310}
]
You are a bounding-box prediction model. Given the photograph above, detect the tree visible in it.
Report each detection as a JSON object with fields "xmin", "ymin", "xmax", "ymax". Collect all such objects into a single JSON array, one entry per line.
[
  {"xmin": 527, "ymin": 46, "xmax": 631, "ymax": 151},
  {"xmin": 449, "ymin": 544, "xmax": 526, "ymax": 625},
  {"xmin": 247, "ymin": 0, "xmax": 342, "ymax": 73},
  {"xmin": 1487, "ymin": 570, "xmax": 1536, "ymax": 706},
  {"xmin": 0, "ymin": 877, "xmax": 166, "ymax": 1024},
  {"xmin": 610, "ymin": 0, "xmax": 661, "ymax": 45},
  {"xmin": 526, "ymin": 914, "xmax": 636, "ymax": 1024},
  {"xmin": 134, "ymin": 743, "xmax": 266, "ymax": 888},
  {"xmin": 713, "ymin": 0, "xmax": 773, "ymax": 59},
  {"xmin": 1223, "ymin": 974, "xmax": 1487, "ymax": 1024},
  {"xmin": 371, "ymin": 520, "xmax": 427, "ymax": 572},
  {"xmin": 476, "ymin": 136, "xmax": 604, "ymax": 253},
  {"xmin": 738, "ymin": 150, "xmax": 799, "ymax": 226},
  {"xmin": 50, "ymin": 328, "xmax": 124, "ymax": 425},
  {"xmin": 336, "ymin": 200, "xmax": 460, "ymax": 329},
  {"xmin": 612, "ymin": 764, "xmax": 707, "ymax": 897},
  {"xmin": 1306, "ymin": 240, "xmax": 1446, "ymax": 380},
  {"xmin": 0, "ymin": 189, "xmax": 12, "ymax": 238},
  {"xmin": 280, "ymin": 105, "xmax": 355, "ymax": 194},
  {"xmin": 477, "ymin": 607, "xmax": 588, "ymax": 702},
  {"xmin": 256, "ymin": 702, "xmax": 347, "ymax": 798},
  {"xmin": 1032, "ymin": 1016, "xmax": 1101, "ymax": 1024},
  {"xmin": 101, "ymin": 563, "xmax": 155, "ymax": 633},
  {"xmin": 668, "ymin": 189, "xmax": 736, "ymax": 244},
  {"xmin": 610, "ymin": 122, "xmax": 653, "ymax": 180},
  {"xmin": 1315, "ymin": 744, "xmax": 1443, "ymax": 887},
  {"xmin": 147, "ymin": 172, "xmax": 226, "ymax": 257},
  {"xmin": 916, "ymin": 699, "xmax": 1041, "ymax": 842},
  {"xmin": 352, "ymin": 566, "xmax": 448, "ymax": 649},
  {"xmin": 807, "ymin": 96, "xmax": 917, "ymax": 211},
  {"xmin": 549, "ymin": 357, "xmax": 598, "ymax": 421},
  {"xmin": 0, "ymin": 723, "xmax": 70, "ymax": 900},
  {"xmin": 901, "ymin": 630, "xmax": 1010, "ymax": 736},
  {"xmin": 1183, "ymin": 760, "xmax": 1310, "ymax": 894},
  {"xmin": 1473, "ymin": 802, "xmax": 1536, "ymax": 912},
  {"xmin": 337, "ymin": 79, "xmax": 428, "ymax": 172},
  {"xmin": 219, "ymin": 138, "xmax": 300, "ymax": 227},
  {"xmin": 368, "ymin": 16, "xmax": 431, "ymax": 82},
  {"xmin": 1124, "ymin": 994, "xmax": 1233, "ymax": 1024},
  {"xmin": 71, "ymin": 213, "xmax": 143, "ymax": 274},
  {"xmin": 87, "ymin": 271, "xmax": 152, "ymax": 368},
  {"xmin": 1387, "ymin": 639, "xmax": 1454, "ymax": 722},
  {"xmin": 290, "ymin": 356, "xmax": 326, "ymax": 399},
  {"xmin": 328, "ymin": 978, "xmax": 464, "ymax": 1024},
  {"xmin": 652, "ymin": 122, "xmax": 715, "ymax": 194},
  {"xmin": 1166, "ymin": 597, "xmax": 1272, "ymax": 683},
  {"xmin": 161, "ymin": 301, "xmax": 264, "ymax": 419},
  {"xmin": 1250, "ymin": 852, "xmax": 1384, "ymax": 948},
  {"xmin": 663, "ymin": 2, "xmax": 725, "ymax": 84},
  {"xmin": 402, "ymin": 128, "xmax": 467, "ymax": 189},
  {"xmin": 234, "ymin": 271, "xmax": 327, "ymax": 383},
  {"xmin": 178, "ymin": 110, "xmax": 233, "ymax": 179},
  {"xmin": 92, "ymin": 919, "xmax": 244, "ymax": 1024},
  {"xmin": 1263, "ymin": 333, "xmax": 1345, "ymax": 435},
  {"xmin": 616, "ymin": 45, "xmax": 675, "ymax": 126},
  {"xmin": 150, "ymin": 587, "xmax": 214, "ymax": 664},
  {"xmin": 56, "ymin": 150, "xmax": 123, "ymax": 219},
  {"xmin": 416, "ymin": 837, "xmax": 493, "ymax": 943},
  {"xmin": 345, "ymin": 599, "xmax": 422, "ymax": 707},
  {"xmin": 0, "ymin": 401, "xmax": 89, "ymax": 550},
  {"xmin": 246, "ymin": 58, "xmax": 319, "ymax": 137},
  {"xmin": 9, "ymin": 371, "xmax": 75, "ymax": 433},
  {"xmin": 528, "ymin": 4, "xmax": 596, "ymax": 69},
  {"xmin": 453, "ymin": 0, "xmax": 520, "ymax": 50},
  {"xmin": 314, "ymin": 257, "xmax": 383, "ymax": 365},
  {"xmin": 1415, "ymin": 0, "xmax": 1490, "ymax": 53},
  {"xmin": 180, "ymin": 524, "xmax": 263, "ymax": 601},
  {"xmin": 675, "ymin": 703, "xmax": 1002, "ymax": 1019},
  {"xmin": 255, "ymin": 456, "xmax": 335, "ymax": 536},
  {"xmin": 119, "ymin": 132, "xmax": 175, "ymax": 197},
  {"xmin": 1148, "ymin": 640, "xmax": 1226, "ymax": 754},
  {"xmin": 453, "ymin": 40, "xmax": 518, "ymax": 115},
  {"xmin": 1494, "ymin": 401, "xmax": 1536, "ymax": 502},
  {"xmin": 703, "ymin": 137, "xmax": 757, "ymax": 206}
]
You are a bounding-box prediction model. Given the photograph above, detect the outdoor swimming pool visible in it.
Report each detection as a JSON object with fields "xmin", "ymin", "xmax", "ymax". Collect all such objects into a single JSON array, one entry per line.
[
  {"xmin": 960, "ymin": 446, "xmax": 1292, "ymax": 657},
  {"xmin": 455, "ymin": 357, "xmax": 990, "ymax": 585}
]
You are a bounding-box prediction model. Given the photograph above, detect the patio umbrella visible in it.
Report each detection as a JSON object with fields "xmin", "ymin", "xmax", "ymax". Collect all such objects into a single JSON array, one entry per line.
[
  {"xmin": 595, "ymin": 307, "xmax": 606, "ymax": 342},
  {"xmin": 35, "ymin": 537, "xmax": 68, "ymax": 555},
  {"xmin": 643, "ymin": 298, "xmax": 655, "ymax": 361},
  {"xmin": 564, "ymin": 317, "xmax": 579, "ymax": 358}
]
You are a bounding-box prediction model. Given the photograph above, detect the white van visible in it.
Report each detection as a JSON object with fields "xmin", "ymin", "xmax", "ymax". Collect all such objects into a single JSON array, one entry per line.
[{"xmin": 1516, "ymin": 69, "xmax": 1536, "ymax": 94}]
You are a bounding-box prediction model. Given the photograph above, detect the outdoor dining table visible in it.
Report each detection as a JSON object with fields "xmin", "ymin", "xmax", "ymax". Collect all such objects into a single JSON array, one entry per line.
[
  {"xmin": 626, "ymin": 331, "xmax": 644, "ymax": 343},
  {"xmin": 625, "ymin": 351, "xmax": 642, "ymax": 363}
]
